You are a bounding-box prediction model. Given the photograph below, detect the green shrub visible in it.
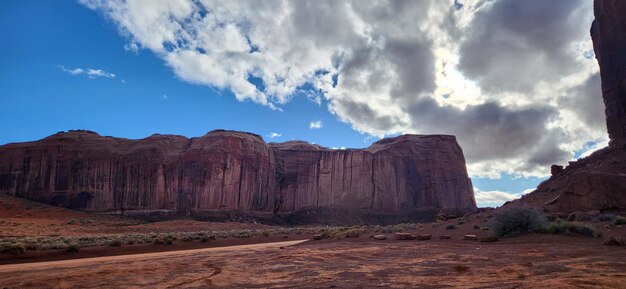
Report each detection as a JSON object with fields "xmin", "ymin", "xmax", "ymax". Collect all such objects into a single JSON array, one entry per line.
[
  {"xmin": 344, "ymin": 227, "xmax": 366, "ymax": 238},
  {"xmin": 236, "ymin": 230, "xmax": 252, "ymax": 238},
  {"xmin": 614, "ymin": 216, "xmax": 626, "ymax": 225},
  {"xmin": 381, "ymin": 226, "xmax": 395, "ymax": 234},
  {"xmin": 491, "ymin": 207, "xmax": 547, "ymax": 237},
  {"xmin": 25, "ymin": 243, "xmax": 39, "ymax": 251},
  {"xmin": 321, "ymin": 228, "xmax": 342, "ymax": 239},
  {"xmin": 51, "ymin": 242, "xmax": 67, "ymax": 250},
  {"xmin": 66, "ymin": 243, "xmax": 80, "ymax": 252},
  {"xmin": 593, "ymin": 213, "xmax": 616, "ymax": 222},
  {"xmin": 545, "ymin": 219, "xmax": 599, "ymax": 237},
  {"xmin": 153, "ymin": 237, "xmax": 164, "ymax": 245},
  {"xmin": 445, "ymin": 224, "xmax": 456, "ymax": 230},
  {"xmin": 108, "ymin": 240, "xmax": 123, "ymax": 247},
  {"xmin": 181, "ymin": 236, "xmax": 194, "ymax": 242},
  {"xmin": 1, "ymin": 242, "xmax": 26, "ymax": 255},
  {"xmin": 396, "ymin": 223, "xmax": 418, "ymax": 231},
  {"xmin": 473, "ymin": 225, "xmax": 480, "ymax": 230}
]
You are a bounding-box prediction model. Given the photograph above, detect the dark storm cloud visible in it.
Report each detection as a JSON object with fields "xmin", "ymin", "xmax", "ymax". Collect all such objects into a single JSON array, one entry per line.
[
  {"xmin": 407, "ymin": 97, "xmax": 569, "ymax": 168},
  {"xmin": 559, "ymin": 74, "xmax": 606, "ymax": 131},
  {"xmin": 83, "ymin": 0, "xmax": 599, "ymax": 178},
  {"xmin": 458, "ymin": 0, "xmax": 589, "ymax": 92},
  {"xmin": 330, "ymin": 97, "xmax": 407, "ymax": 132},
  {"xmin": 386, "ymin": 37, "xmax": 436, "ymax": 98},
  {"xmin": 290, "ymin": 1, "xmax": 359, "ymax": 47}
]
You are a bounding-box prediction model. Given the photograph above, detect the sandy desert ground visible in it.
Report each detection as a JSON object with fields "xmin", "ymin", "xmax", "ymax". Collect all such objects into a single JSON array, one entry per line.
[
  {"xmin": 1, "ymin": 235, "xmax": 625, "ymax": 288},
  {"xmin": 1, "ymin": 194, "xmax": 625, "ymax": 288}
]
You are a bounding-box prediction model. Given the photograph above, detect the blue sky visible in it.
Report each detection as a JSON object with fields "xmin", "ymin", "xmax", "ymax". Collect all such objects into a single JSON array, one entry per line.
[
  {"xmin": 0, "ymin": 1, "xmax": 359, "ymax": 146},
  {"xmin": 0, "ymin": 0, "xmax": 607, "ymax": 207}
]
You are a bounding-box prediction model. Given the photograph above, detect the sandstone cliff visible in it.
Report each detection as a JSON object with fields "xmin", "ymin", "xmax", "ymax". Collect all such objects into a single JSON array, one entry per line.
[
  {"xmin": 0, "ymin": 130, "xmax": 476, "ymax": 215},
  {"xmin": 510, "ymin": 0, "xmax": 626, "ymax": 212},
  {"xmin": 591, "ymin": 0, "xmax": 626, "ymax": 143}
]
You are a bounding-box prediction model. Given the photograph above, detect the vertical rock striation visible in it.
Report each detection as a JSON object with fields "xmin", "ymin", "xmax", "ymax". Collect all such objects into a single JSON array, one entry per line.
[
  {"xmin": 591, "ymin": 0, "xmax": 626, "ymax": 143},
  {"xmin": 0, "ymin": 130, "xmax": 476, "ymax": 214},
  {"xmin": 271, "ymin": 135, "xmax": 476, "ymax": 212}
]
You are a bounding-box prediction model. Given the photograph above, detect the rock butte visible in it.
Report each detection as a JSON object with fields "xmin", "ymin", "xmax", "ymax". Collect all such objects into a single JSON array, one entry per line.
[
  {"xmin": 511, "ymin": 0, "xmax": 626, "ymax": 212},
  {"xmin": 0, "ymin": 130, "xmax": 477, "ymax": 216},
  {"xmin": 592, "ymin": 0, "xmax": 626, "ymax": 143}
]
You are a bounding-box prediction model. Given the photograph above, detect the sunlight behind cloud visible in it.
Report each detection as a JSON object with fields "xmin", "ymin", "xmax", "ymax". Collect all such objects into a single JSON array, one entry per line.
[{"xmin": 80, "ymin": 0, "xmax": 605, "ymax": 179}]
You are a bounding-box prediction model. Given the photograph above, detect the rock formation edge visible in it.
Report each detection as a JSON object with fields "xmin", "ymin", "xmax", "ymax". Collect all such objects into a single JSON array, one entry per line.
[
  {"xmin": 510, "ymin": 0, "xmax": 626, "ymax": 213},
  {"xmin": 0, "ymin": 129, "xmax": 477, "ymax": 221}
]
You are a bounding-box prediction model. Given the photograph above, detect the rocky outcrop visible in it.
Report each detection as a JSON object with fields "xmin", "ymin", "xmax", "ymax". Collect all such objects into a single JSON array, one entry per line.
[
  {"xmin": 510, "ymin": 0, "xmax": 626, "ymax": 212},
  {"xmin": 0, "ymin": 130, "xmax": 476, "ymax": 215},
  {"xmin": 510, "ymin": 140, "xmax": 626, "ymax": 212},
  {"xmin": 591, "ymin": 0, "xmax": 626, "ymax": 143}
]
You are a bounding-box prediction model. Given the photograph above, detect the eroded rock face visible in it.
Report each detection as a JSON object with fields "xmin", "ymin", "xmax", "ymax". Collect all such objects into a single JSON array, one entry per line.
[
  {"xmin": 510, "ymin": 0, "xmax": 626, "ymax": 212},
  {"xmin": 0, "ymin": 130, "xmax": 476, "ymax": 214},
  {"xmin": 591, "ymin": 0, "xmax": 626, "ymax": 143},
  {"xmin": 510, "ymin": 141, "xmax": 626, "ymax": 212}
]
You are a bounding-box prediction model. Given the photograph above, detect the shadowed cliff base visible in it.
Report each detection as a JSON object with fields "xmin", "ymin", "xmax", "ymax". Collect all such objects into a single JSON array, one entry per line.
[{"xmin": 122, "ymin": 206, "xmax": 453, "ymax": 226}]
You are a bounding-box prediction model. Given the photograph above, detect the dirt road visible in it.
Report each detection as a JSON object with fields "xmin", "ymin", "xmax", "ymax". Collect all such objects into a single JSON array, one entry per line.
[
  {"xmin": 1, "ymin": 236, "xmax": 625, "ymax": 288},
  {"xmin": 0, "ymin": 239, "xmax": 307, "ymax": 274}
]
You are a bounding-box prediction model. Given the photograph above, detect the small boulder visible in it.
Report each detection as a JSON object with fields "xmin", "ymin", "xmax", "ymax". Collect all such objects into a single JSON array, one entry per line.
[
  {"xmin": 567, "ymin": 213, "xmax": 577, "ymax": 222},
  {"xmin": 395, "ymin": 233, "xmax": 416, "ymax": 240},
  {"xmin": 479, "ymin": 236, "xmax": 499, "ymax": 243},
  {"xmin": 603, "ymin": 236, "xmax": 625, "ymax": 246},
  {"xmin": 312, "ymin": 234, "xmax": 324, "ymax": 240},
  {"xmin": 586, "ymin": 210, "xmax": 601, "ymax": 216},
  {"xmin": 463, "ymin": 235, "xmax": 478, "ymax": 241},
  {"xmin": 416, "ymin": 234, "xmax": 432, "ymax": 241},
  {"xmin": 568, "ymin": 211, "xmax": 593, "ymax": 222},
  {"xmin": 371, "ymin": 234, "xmax": 387, "ymax": 240},
  {"xmin": 550, "ymin": 165, "xmax": 564, "ymax": 176}
]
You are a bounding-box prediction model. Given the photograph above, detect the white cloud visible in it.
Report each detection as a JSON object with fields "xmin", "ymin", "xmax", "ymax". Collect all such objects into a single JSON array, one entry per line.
[
  {"xmin": 86, "ymin": 69, "xmax": 115, "ymax": 78},
  {"xmin": 309, "ymin": 120, "xmax": 323, "ymax": 130},
  {"xmin": 81, "ymin": 0, "xmax": 605, "ymax": 179},
  {"xmin": 267, "ymin": 132, "xmax": 282, "ymax": 139},
  {"xmin": 474, "ymin": 190, "xmax": 520, "ymax": 206},
  {"xmin": 162, "ymin": 94, "xmax": 168, "ymax": 100},
  {"xmin": 124, "ymin": 42, "xmax": 139, "ymax": 53},
  {"xmin": 60, "ymin": 65, "xmax": 116, "ymax": 79},
  {"xmin": 520, "ymin": 188, "xmax": 535, "ymax": 196},
  {"xmin": 578, "ymin": 138, "xmax": 609, "ymax": 159},
  {"xmin": 64, "ymin": 67, "xmax": 84, "ymax": 75},
  {"xmin": 473, "ymin": 186, "xmax": 537, "ymax": 207}
]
